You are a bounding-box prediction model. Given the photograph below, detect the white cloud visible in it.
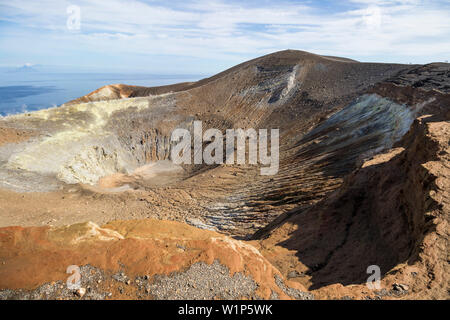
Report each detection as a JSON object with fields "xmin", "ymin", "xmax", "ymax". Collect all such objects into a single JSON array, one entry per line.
[{"xmin": 0, "ymin": 0, "xmax": 449, "ymax": 71}]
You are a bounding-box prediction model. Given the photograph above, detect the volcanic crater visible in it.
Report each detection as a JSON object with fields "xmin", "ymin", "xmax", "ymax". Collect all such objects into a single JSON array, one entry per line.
[{"xmin": 0, "ymin": 50, "xmax": 448, "ymax": 300}]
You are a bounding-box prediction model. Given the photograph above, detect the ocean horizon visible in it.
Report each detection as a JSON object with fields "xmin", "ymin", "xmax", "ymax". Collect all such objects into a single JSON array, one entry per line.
[{"xmin": 0, "ymin": 71, "xmax": 204, "ymax": 116}]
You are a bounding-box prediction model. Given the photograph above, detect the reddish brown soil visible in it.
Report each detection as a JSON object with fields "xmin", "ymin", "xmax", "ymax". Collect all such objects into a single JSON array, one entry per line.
[
  {"xmin": 0, "ymin": 219, "xmax": 307, "ymax": 299},
  {"xmin": 0, "ymin": 127, "xmax": 35, "ymax": 146}
]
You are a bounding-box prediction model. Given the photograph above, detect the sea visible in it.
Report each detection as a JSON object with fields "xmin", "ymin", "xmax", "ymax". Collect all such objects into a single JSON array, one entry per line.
[{"xmin": 0, "ymin": 71, "xmax": 203, "ymax": 116}]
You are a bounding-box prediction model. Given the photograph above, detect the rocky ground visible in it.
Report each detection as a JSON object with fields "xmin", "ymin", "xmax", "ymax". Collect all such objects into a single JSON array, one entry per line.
[
  {"xmin": 0, "ymin": 50, "xmax": 448, "ymax": 299},
  {"xmin": 0, "ymin": 220, "xmax": 312, "ymax": 300}
]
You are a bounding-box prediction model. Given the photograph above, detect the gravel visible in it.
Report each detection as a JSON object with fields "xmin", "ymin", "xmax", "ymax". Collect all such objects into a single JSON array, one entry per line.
[
  {"xmin": 274, "ymin": 274, "xmax": 314, "ymax": 300},
  {"xmin": 0, "ymin": 265, "xmax": 109, "ymax": 300},
  {"xmin": 0, "ymin": 262, "xmax": 315, "ymax": 300},
  {"xmin": 147, "ymin": 260, "xmax": 259, "ymax": 300}
]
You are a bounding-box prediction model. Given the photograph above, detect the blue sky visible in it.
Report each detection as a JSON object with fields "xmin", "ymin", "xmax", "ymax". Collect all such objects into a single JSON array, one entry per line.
[{"xmin": 0, "ymin": 0, "xmax": 449, "ymax": 75}]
